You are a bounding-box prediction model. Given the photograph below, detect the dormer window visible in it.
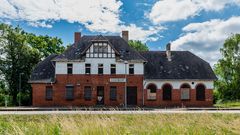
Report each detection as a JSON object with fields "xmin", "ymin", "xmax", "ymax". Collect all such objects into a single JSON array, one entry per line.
[{"xmin": 93, "ymin": 42, "xmax": 108, "ymax": 54}]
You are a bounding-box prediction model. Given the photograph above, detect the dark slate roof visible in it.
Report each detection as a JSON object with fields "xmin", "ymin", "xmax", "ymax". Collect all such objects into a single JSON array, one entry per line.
[
  {"xmin": 29, "ymin": 54, "xmax": 58, "ymax": 83},
  {"xmin": 53, "ymin": 35, "xmax": 146, "ymax": 62},
  {"xmin": 140, "ymin": 51, "xmax": 217, "ymax": 80}
]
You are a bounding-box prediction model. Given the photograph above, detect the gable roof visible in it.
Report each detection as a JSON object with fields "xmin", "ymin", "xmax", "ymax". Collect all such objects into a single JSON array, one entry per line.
[
  {"xmin": 29, "ymin": 54, "xmax": 57, "ymax": 83},
  {"xmin": 53, "ymin": 35, "xmax": 146, "ymax": 62},
  {"xmin": 140, "ymin": 51, "xmax": 217, "ymax": 80}
]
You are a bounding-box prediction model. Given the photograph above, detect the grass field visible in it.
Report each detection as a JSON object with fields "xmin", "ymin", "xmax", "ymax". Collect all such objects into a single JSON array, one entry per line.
[
  {"xmin": 0, "ymin": 114, "xmax": 240, "ymax": 135},
  {"xmin": 215, "ymin": 101, "xmax": 240, "ymax": 108}
]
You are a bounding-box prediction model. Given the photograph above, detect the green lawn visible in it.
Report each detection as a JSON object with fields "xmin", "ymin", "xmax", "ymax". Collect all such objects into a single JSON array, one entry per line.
[
  {"xmin": 0, "ymin": 114, "xmax": 240, "ymax": 135},
  {"xmin": 215, "ymin": 101, "xmax": 240, "ymax": 108}
]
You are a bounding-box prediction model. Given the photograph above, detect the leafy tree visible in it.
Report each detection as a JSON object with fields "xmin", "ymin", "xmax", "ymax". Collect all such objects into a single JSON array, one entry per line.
[
  {"xmin": 214, "ymin": 34, "xmax": 240, "ymax": 101},
  {"xmin": 27, "ymin": 34, "xmax": 64, "ymax": 58},
  {"xmin": 0, "ymin": 24, "xmax": 41, "ymax": 105},
  {"xmin": 128, "ymin": 40, "xmax": 149, "ymax": 51},
  {"xmin": 0, "ymin": 23, "xmax": 65, "ymax": 105}
]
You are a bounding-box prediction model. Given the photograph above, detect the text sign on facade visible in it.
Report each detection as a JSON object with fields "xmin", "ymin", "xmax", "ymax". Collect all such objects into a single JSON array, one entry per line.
[{"xmin": 110, "ymin": 78, "xmax": 126, "ymax": 83}]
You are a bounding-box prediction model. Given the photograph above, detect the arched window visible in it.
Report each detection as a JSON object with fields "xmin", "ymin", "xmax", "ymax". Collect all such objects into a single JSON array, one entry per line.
[
  {"xmin": 147, "ymin": 84, "xmax": 157, "ymax": 100},
  {"xmin": 196, "ymin": 84, "xmax": 205, "ymax": 101},
  {"xmin": 162, "ymin": 84, "xmax": 172, "ymax": 100},
  {"xmin": 180, "ymin": 83, "xmax": 191, "ymax": 100}
]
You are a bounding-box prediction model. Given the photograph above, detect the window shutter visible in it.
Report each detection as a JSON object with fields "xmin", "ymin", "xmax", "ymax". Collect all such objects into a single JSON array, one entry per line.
[
  {"xmin": 45, "ymin": 86, "xmax": 53, "ymax": 100},
  {"xmin": 84, "ymin": 86, "xmax": 92, "ymax": 100},
  {"xmin": 66, "ymin": 85, "xmax": 74, "ymax": 100},
  {"xmin": 110, "ymin": 86, "xmax": 117, "ymax": 100}
]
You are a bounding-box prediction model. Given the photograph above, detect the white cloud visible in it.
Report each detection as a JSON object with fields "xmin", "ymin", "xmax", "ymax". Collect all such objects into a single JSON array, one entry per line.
[
  {"xmin": 0, "ymin": 0, "xmax": 163, "ymax": 42},
  {"xmin": 171, "ymin": 16, "xmax": 240, "ymax": 66},
  {"xmin": 121, "ymin": 24, "xmax": 165, "ymax": 42},
  {"xmin": 149, "ymin": 0, "xmax": 240, "ymax": 23},
  {"xmin": 28, "ymin": 21, "xmax": 53, "ymax": 28}
]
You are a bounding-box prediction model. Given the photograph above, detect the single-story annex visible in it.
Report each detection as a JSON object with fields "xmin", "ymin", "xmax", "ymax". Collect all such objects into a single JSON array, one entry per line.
[{"xmin": 29, "ymin": 31, "xmax": 217, "ymax": 107}]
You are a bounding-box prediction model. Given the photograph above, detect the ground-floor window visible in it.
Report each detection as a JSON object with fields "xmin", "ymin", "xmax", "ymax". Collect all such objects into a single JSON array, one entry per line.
[
  {"xmin": 84, "ymin": 86, "xmax": 92, "ymax": 100},
  {"xmin": 66, "ymin": 85, "xmax": 74, "ymax": 100},
  {"xmin": 147, "ymin": 84, "xmax": 157, "ymax": 100},
  {"xmin": 180, "ymin": 84, "xmax": 191, "ymax": 100},
  {"xmin": 162, "ymin": 84, "xmax": 172, "ymax": 100},
  {"xmin": 45, "ymin": 86, "xmax": 53, "ymax": 100},
  {"xmin": 196, "ymin": 84, "xmax": 205, "ymax": 101},
  {"xmin": 110, "ymin": 86, "xmax": 117, "ymax": 101}
]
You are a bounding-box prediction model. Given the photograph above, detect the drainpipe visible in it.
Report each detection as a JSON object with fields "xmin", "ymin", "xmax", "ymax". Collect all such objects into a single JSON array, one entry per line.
[
  {"xmin": 143, "ymin": 81, "xmax": 147, "ymax": 106},
  {"xmin": 124, "ymin": 61, "xmax": 128, "ymax": 108},
  {"xmin": 142, "ymin": 61, "xmax": 147, "ymax": 106}
]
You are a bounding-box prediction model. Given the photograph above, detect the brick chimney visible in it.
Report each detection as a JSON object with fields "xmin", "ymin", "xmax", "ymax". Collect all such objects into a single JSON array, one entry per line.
[
  {"xmin": 122, "ymin": 31, "xmax": 129, "ymax": 42},
  {"xmin": 166, "ymin": 43, "xmax": 171, "ymax": 61},
  {"xmin": 74, "ymin": 32, "xmax": 81, "ymax": 46}
]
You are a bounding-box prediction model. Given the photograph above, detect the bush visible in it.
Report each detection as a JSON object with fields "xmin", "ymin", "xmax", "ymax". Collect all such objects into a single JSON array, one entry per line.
[
  {"xmin": 17, "ymin": 91, "xmax": 31, "ymax": 106},
  {"xmin": 0, "ymin": 94, "xmax": 13, "ymax": 106}
]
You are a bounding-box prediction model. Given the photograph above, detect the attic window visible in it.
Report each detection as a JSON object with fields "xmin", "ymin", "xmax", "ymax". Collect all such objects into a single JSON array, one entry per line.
[{"xmin": 93, "ymin": 42, "xmax": 108, "ymax": 53}]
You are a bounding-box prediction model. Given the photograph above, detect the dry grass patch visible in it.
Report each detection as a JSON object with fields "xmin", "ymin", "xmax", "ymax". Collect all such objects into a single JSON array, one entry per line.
[{"xmin": 0, "ymin": 113, "xmax": 240, "ymax": 134}]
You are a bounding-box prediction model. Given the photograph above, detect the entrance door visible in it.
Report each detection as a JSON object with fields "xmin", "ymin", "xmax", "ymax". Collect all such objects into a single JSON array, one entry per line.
[
  {"xmin": 97, "ymin": 86, "xmax": 104, "ymax": 105},
  {"xmin": 127, "ymin": 86, "xmax": 137, "ymax": 106}
]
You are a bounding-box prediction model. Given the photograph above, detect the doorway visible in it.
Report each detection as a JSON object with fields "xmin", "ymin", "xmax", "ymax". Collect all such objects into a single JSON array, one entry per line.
[
  {"xmin": 97, "ymin": 86, "xmax": 104, "ymax": 105},
  {"xmin": 127, "ymin": 86, "xmax": 137, "ymax": 105}
]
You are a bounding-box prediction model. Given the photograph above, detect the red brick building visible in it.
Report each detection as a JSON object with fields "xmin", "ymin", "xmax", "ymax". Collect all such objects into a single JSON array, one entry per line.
[{"xmin": 29, "ymin": 31, "xmax": 217, "ymax": 107}]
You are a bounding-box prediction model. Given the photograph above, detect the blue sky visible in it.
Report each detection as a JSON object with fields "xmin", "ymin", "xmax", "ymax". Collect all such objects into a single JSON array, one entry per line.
[{"xmin": 1, "ymin": 0, "xmax": 240, "ymax": 65}]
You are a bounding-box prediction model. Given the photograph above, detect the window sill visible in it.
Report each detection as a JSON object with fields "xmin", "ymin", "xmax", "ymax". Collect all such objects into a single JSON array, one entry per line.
[
  {"xmin": 196, "ymin": 100, "xmax": 205, "ymax": 101},
  {"xmin": 66, "ymin": 98, "xmax": 74, "ymax": 101},
  {"xmin": 162, "ymin": 99, "xmax": 172, "ymax": 101},
  {"xmin": 45, "ymin": 99, "xmax": 53, "ymax": 101},
  {"xmin": 181, "ymin": 99, "xmax": 190, "ymax": 101},
  {"xmin": 147, "ymin": 99, "xmax": 157, "ymax": 101}
]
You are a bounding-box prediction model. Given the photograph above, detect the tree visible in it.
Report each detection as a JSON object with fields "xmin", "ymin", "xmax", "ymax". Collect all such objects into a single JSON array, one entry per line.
[
  {"xmin": 128, "ymin": 40, "xmax": 149, "ymax": 51},
  {"xmin": 27, "ymin": 34, "xmax": 65, "ymax": 58},
  {"xmin": 0, "ymin": 23, "xmax": 65, "ymax": 105},
  {"xmin": 214, "ymin": 34, "xmax": 240, "ymax": 101},
  {"xmin": 0, "ymin": 24, "xmax": 41, "ymax": 105}
]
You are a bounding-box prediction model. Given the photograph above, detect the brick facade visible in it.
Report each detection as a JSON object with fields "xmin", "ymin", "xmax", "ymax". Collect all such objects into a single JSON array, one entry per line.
[
  {"xmin": 32, "ymin": 74, "xmax": 144, "ymax": 107},
  {"xmin": 144, "ymin": 89, "xmax": 213, "ymax": 107},
  {"xmin": 32, "ymin": 75, "xmax": 213, "ymax": 107}
]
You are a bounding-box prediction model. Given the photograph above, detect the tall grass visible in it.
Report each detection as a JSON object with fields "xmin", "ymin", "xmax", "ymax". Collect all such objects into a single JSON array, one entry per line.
[{"xmin": 0, "ymin": 113, "xmax": 240, "ymax": 134}]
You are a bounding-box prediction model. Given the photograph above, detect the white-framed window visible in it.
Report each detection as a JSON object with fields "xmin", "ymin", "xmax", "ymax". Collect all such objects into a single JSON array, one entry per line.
[
  {"xmin": 98, "ymin": 64, "xmax": 103, "ymax": 74},
  {"xmin": 129, "ymin": 64, "xmax": 134, "ymax": 74},
  {"xmin": 110, "ymin": 64, "xmax": 116, "ymax": 74},
  {"xmin": 147, "ymin": 84, "xmax": 157, "ymax": 100},
  {"xmin": 85, "ymin": 63, "xmax": 91, "ymax": 74},
  {"xmin": 67, "ymin": 63, "xmax": 73, "ymax": 74},
  {"xmin": 93, "ymin": 42, "xmax": 108, "ymax": 54}
]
